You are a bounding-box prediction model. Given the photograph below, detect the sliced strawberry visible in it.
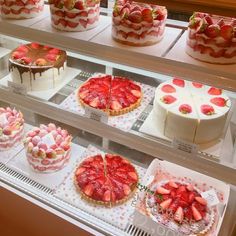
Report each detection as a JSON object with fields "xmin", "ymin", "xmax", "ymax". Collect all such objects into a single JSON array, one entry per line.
[
  {"xmin": 210, "ymin": 97, "xmax": 227, "ymax": 107},
  {"xmin": 128, "ymin": 172, "xmax": 138, "ymax": 181},
  {"xmin": 141, "ymin": 8, "xmax": 153, "ymax": 23},
  {"xmin": 192, "ymin": 82, "xmax": 203, "ymax": 88},
  {"xmin": 67, "ymin": 21, "xmax": 79, "ymax": 28},
  {"xmin": 58, "ymin": 19, "xmax": 67, "ymax": 27},
  {"xmin": 103, "ymin": 190, "xmax": 111, "ymax": 202},
  {"xmin": 179, "ymin": 104, "xmax": 192, "ymax": 114},
  {"xmin": 89, "ymin": 97, "xmax": 99, "ymax": 108},
  {"xmin": 173, "ymin": 78, "xmax": 185, "ymax": 87},
  {"xmin": 186, "ymin": 184, "xmax": 194, "ymax": 191},
  {"xmin": 74, "ymin": 1, "xmax": 84, "ymax": 10},
  {"xmin": 220, "ymin": 24, "xmax": 234, "ymax": 40},
  {"xmin": 191, "ymin": 205, "xmax": 202, "ymax": 221},
  {"xmin": 110, "ymin": 100, "xmax": 122, "ymax": 110},
  {"xmin": 160, "ymin": 198, "xmax": 172, "ymax": 209},
  {"xmin": 156, "ymin": 186, "xmax": 170, "ymax": 195},
  {"xmin": 65, "ymin": 12, "xmax": 77, "ymax": 18},
  {"xmin": 184, "ymin": 207, "xmax": 193, "ymax": 221},
  {"xmin": 205, "ymin": 24, "xmax": 220, "ymax": 38},
  {"xmin": 161, "ymin": 84, "xmax": 176, "ymax": 93},
  {"xmin": 160, "ymin": 95, "xmax": 177, "ymax": 104},
  {"xmin": 208, "ymin": 87, "xmax": 222, "ymax": 95},
  {"xmin": 188, "ymin": 192, "xmax": 195, "ymax": 203},
  {"xmin": 84, "ymin": 184, "xmax": 94, "ymax": 196},
  {"xmin": 174, "ymin": 206, "xmax": 184, "ymax": 223},
  {"xmin": 55, "ymin": 10, "xmax": 64, "ymax": 17},
  {"xmin": 128, "ymin": 10, "xmax": 142, "ymax": 23},
  {"xmin": 123, "ymin": 184, "xmax": 131, "ymax": 195},
  {"xmin": 176, "ymin": 185, "xmax": 186, "ymax": 194},
  {"xmin": 195, "ymin": 196, "xmax": 207, "ymax": 205},
  {"xmin": 201, "ymin": 104, "xmax": 215, "ymax": 115},
  {"xmin": 79, "ymin": 19, "xmax": 88, "ymax": 28},
  {"xmin": 204, "ymin": 15, "xmax": 213, "ymax": 25},
  {"xmin": 168, "ymin": 181, "xmax": 178, "ymax": 188},
  {"xmin": 131, "ymin": 89, "xmax": 141, "ymax": 98}
]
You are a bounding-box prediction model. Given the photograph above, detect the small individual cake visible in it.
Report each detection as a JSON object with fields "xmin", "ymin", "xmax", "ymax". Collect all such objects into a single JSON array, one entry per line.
[
  {"xmin": 186, "ymin": 12, "xmax": 236, "ymax": 64},
  {"xmin": 146, "ymin": 180, "xmax": 214, "ymax": 235},
  {"xmin": 49, "ymin": 0, "xmax": 100, "ymax": 32},
  {"xmin": 0, "ymin": 107, "xmax": 24, "ymax": 150},
  {"xmin": 78, "ymin": 74, "xmax": 142, "ymax": 116},
  {"xmin": 24, "ymin": 123, "xmax": 72, "ymax": 173},
  {"xmin": 9, "ymin": 42, "xmax": 67, "ymax": 91},
  {"xmin": 0, "ymin": 0, "xmax": 44, "ymax": 19},
  {"xmin": 153, "ymin": 78, "xmax": 231, "ymax": 144},
  {"xmin": 112, "ymin": 0, "xmax": 167, "ymax": 46},
  {"xmin": 74, "ymin": 153, "xmax": 138, "ymax": 205}
]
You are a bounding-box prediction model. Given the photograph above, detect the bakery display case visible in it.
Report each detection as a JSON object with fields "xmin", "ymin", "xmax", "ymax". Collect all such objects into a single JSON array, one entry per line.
[{"xmin": 0, "ymin": 1, "xmax": 236, "ymax": 236}]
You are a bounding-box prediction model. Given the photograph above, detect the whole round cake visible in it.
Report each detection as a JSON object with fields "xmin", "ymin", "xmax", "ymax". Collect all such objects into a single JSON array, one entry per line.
[
  {"xmin": 146, "ymin": 180, "xmax": 215, "ymax": 235},
  {"xmin": 0, "ymin": 107, "xmax": 24, "ymax": 150},
  {"xmin": 0, "ymin": 0, "xmax": 44, "ymax": 19},
  {"xmin": 24, "ymin": 123, "xmax": 72, "ymax": 173},
  {"xmin": 186, "ymin": 12, "xmax": 236, "ymax": 64},
  {"xmin": 74, "ymin": 153, "xmax": 138, "ymax": 205},
  {"xmin": 9, "ymin": 42, "xmax": 67, "ymax": 91},
  {"xmin": 153, "ymin": 78, "xmax": 231, "ymax": 144},
  {"xmin": 49, "ymin": 0, "xmax": 100, "ymax": 32},
  {"xmin": 78, "ymin": 74, "xmax": 142, "ymax": 116},
  {"xmin": 112, "ymin": 0, "xmax": 167, "ymax": 46}
]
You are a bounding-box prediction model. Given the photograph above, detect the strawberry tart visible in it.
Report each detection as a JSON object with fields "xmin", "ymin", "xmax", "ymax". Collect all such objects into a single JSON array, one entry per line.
[
  {"xmin": 74, "ymin": 153, "xmax": 138, "ymax": 205},
  {"xmin": 0, "ymin": 107, "xmax": 24, "ymax": 151},
  {"xmin": 24, "ymin": 123, "xmax": 72, "ymax": 173},
  {"xmin": 153, "ymin": 78, "xmax": 231, "ymax": 144},
  {"xmin": 146, "ymin": 180, "xmax": 215, "ymax": 235},
  {"xmin": 0, "ymin": 0, "xmax": 44, "ymax": 19},
  {"xmin": 49, "ymin": 0, "xmax": 100, "ymax": 32},
  {"xmin": 78, "ymin": 74, "xmax": 142, "ymax": 116},
  {"xmin": 9, "ymin": 42, "xmax": 67, "ymax": 91},
  {"xmin": 186, "ymin": 12, "xmax": 236, "ymax": 64},
  {"xmin": 112, "ymin": 0, "xmax": 167, "ymax": 46}
]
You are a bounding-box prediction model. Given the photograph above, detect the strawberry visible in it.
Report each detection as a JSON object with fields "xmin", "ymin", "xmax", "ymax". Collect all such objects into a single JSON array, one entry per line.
[
  {"xmin": 65, "ymin": 12, "xmax": 77, "ymax": 18},
  {"xmin": 186, "ymin": 184, "xmax": 194, "ymax": 191},
  {"xmin": 179, "ymin": 104, "xmax": 192, "ymax": 114},
  {"xmin": 103, "ymin": 190, "xmax": 111, "ymax": 202},
  {"xmin": 174, "ymin": 206, "xmax": 183, "ymax": 223},
  {"xmin": 84, "ymin": 184, "xmax": 94, "ymax": 196},
  {"xmin": 17, "ymin": 45, "xmax": 28, "ymax": 53},
  {"xmin": 208, "ymin": 87, "xmax": 222, "ymax": 95},
  {"xmin": 153, "ymin": 8, "xmax": 166, "ymax": 21},
  {"xmin": 67, "ymin": 21, "xmax": 79, "ymax": 28},
  {"xmin": 78, "ymin": 11, "xmax": 88, "ymax": 17},
  {"xmin": 188, "ymin": 16, "xmax": 202, "ymax": 29},
  {"xmin": 79, "ymin": 19, "xmax": 88, "ymax": 28},
  {"xmin": 123, "ymin": 184, "xmax": 131, "ymax": 195},
  {"xmin": 188, "ymin": 192, "xmax": 195, "ymax": 203},
  {"xmin": 201, "ymin": 104, "xmax": 215, "ymax": 115},
  {"xmin": 128, "ymin": 172, "xmax": 138, "ymax": 181},
  {"xmin": 217, "ymin": 19, "xmax": 225, "ymax": 27},
  {"xmin": 161, "ymin": 84, "xmax": 176, "ymax": 93},
  {"xmin": 3, "ymin": 127, "xmax": 12, "ymax": 135},
  {"xmin": 20, "ymin": 57, "xmax": 32, "ymax": 65},
  {"xmin": 169, "ymin": 181, "xmax": 178, "ymax": 188},
  {"xmin": 210, "ymin": 97, "xmax": 227, "ymax": 107},
  {"xmin": 204, "ymin": 15, "xmax": 213, "ymax": 25},
  {"xmin": 38, "ymin": 149, "xmax": 46, "ymax": 158},
  {"xmin": 161, "ymin": 95, "xmax": 177, "ymax": 104},
  {"xmin": 192, "ymin": 82, "xmax": 203, "ymax": 88},
  {"xmin": 55, "ymin": 10, "xmax": 64, "ymax": 17},
  {"xmin": 60, "ymin": 141, "xmax": 70, "ymax": 151},
  {"xmin": 184, "ymin": 207, "xmax": 193, "ymax": 221},
  {"xmin": 176, "ymin": 185, "xmax": 186, "ymax": 194},
  {"xmin": 160, "ymin": 198, "xmax": 172, "ymax": 209},
  {"xmin": 12, "ymin": 51, "xmax": 25, "ymax": 60},
  {"xmin": 220, "ymin": 24, "xmax": 234, "ymax": 40},
  {"xmin": 32, "ymin": 135, "xmax": 41, "ymax": 146},
  {"xmin": 31, "ymin": 42, "xmax": 40, "ymax": 49},
  {"xmin": 128, "ymin": 10, "xmax": 142, "ymax": 23},
  {"xmin": 15, "ymin": 0, "xmax": 24, "ymax": 6},
  {"xmin": 38, "ymin": 143, "xmax": 47, "ymax": 151},
  {"xmin": 141, "ymin": 8, "xmax": 153, "ymax": 23},
  {"xmin": 205, "ymin": 24, "xmax": 220, "ymax": 38},
  {"xmin": 156, "ymin": 186, "xmax": 170, "ymax": 195},
  {"xmin": 46, "ymin": 149, "xmax": 57, "ymax": 158},
  {"xmin": 195, "ymin": 196, "xmax": 207, "ymax": 205},
  {"xmin": 45, "ymin": 54, "xmax": 59, "ymax": 62},
  {"xmin": 74, "ymin": 1, "xmax": 84, "ymax": 10},
  {"xmin": 120, "ymin": 7, "xmax": 130, "ymax": 19},
  {"xmin": 131, "ymin": 89, "xmax": 141, "ymax": 97},
  {"xmin": 35, "ymin": 58, "xmax": 47, "ymax": 66},
  {"xmin": 111, "ymin": 100, "xmax": 122, "ymax": 110},
  {"xmin": 191, "ymin": 205, "xmax": 202, "ymax": 221},
  {"xmin": 173, "ymin": 78, "xmax": 185, "ymax": 87},
  {"xmin": 76, "ymin": 167, "xmax": 86, "ymax": 175},
  {"xmin": 58, "ymin": 19, "xmax": 67, "ymax": 27}
]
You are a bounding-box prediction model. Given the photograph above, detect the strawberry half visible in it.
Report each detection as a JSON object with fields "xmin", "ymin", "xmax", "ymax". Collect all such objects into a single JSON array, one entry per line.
[
  {"xmin": 174, "ymin": 206, "xmax": 184, "ymax": 223},
  {"xmin": 173, "ymin": 78, "xmax": 185, "ymax": 87},
  {"xmin": 210, "ymin": 97, "xmax": 227, "ymax": 107},
  {"xmin": 161, "ymin": 84, "xmax": 176, "ymax": 93},
  {"xmin": 160, "ymin": 95, "xmax": 177, "ymax": 104},
  {"xmin": 208, "ymin": 87, "xmax": 222, "ymax": 95},
  {"xmin": 128, "ymin": 10, "xmax": 142, "ymax": 23},
  {"xmin": 205, "ymin": 24, "xmax": 220, "ymax": 38},
  {"xmin": 192, "ymin": 82, "xmax": 203, "ymax": 88},
  {"xmin": 179, "ymin": 104, "xmax": 192, "ymax": 114},
  {"xmin": 201, "ymin": 104, "xmax": 215, "ymax": 115},
  {"xmin": 220, "ymin": 24, "xmax": 234, "ymax": 40},
  {"xmin": 141, "ymin": 8, "xmax": 153, "ymax": 23}
]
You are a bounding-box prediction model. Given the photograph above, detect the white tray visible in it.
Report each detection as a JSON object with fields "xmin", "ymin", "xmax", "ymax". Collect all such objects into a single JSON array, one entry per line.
[{"xmin": 0, "ymin": 67, "xmax": 81, "ymax": 101}]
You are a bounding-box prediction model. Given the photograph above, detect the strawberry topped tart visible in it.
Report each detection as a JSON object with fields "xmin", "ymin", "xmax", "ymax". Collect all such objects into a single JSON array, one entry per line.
[
  {"xmin": 153, "ymin": 78, "xmax": 231, "ymax": 144},
  {"xmin": 186, "ymin": 12, "xmax": 236, "ymax": 64},
  {"xmin": 9, "ymin": 42, "xmax": 67, "ymax": 91},
  {"xmin": 24, "ymin": 123, "xmax": 72, "ymax": 173},
  {"xmin": 146, "ymin": 180, "xmax": 215, "ymax": 235},
  {"xmin": 0, "ymin": 107, "xmax": 24, "ymax": 151},
  {"xmin": 78, "ymin": 74, "xmax": 142, "ymax": 116},
  {"xmin": 0, "ymin": 0, "xmax": 44, "ymax": 19},
  {"xmin": 49, "ymin": 0, "xmax": 100, "ymax": 32},
  {"xmin": 74, "ymin": 153, "xmax": 138, "ymax": 205},
  {"xmin": 112, "ymin": 0, "xmax": 167, "ymax": 46}
]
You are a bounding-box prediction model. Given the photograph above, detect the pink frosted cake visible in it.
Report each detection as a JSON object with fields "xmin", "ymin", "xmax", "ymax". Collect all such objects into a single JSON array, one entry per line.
[
  {"xmin": 186, "ymin": 12, "xmax": 236, "ymax": 64},
  {"xmin": 24, "ymin": 123, "xmax": 72, "ymax": 173},
  {"xmin": 0, "ymin": 107, "xmax": 24, "ymax": 150},
  {"xmin": 0, "ymin": 0, "xmax": 44, "ymax": 19},
  {"xmin": 49, "ymin": 0, "xmax": 100, "ymax": 32},
  {"xmin": 112, "ymin": 0, "xmax": 167, "ymax": 46}
]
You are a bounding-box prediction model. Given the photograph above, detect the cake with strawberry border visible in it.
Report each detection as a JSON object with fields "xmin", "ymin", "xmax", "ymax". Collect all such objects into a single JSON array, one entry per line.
[
  {"xmin": 112, "ymin": 0, "xmax": 167, "ymax": 46},
  {"xmin": 0, "ymin": 107, "xmax": 24, "ymax": 151},
  {"xmin": 24, "ymin": 123, "xmax": 72, "ymax": 173},
  {"xmin": 0, "ymin": 0, "xmax": 44, "ymax": 19},
  {"xmin": 186, "ymin": 12, "xmax": 236, "ymax": 64},
  {"xmin": 78, "ymin": 74, "xmax": 142, "ymax": 116},
  {"xmin": 153, "ymin": 77, "xmax": 231, "ymax": 144},
  {"xmin": 9, "ymin": 42, "xmax": 67, "ymax": 91},
  {"xmin": 74, "ymin": 153, "xmax": 138, "ymax": 206},
  {"xmin": 49, "ymin": 0, "xmax": 100, "ymax": 32},
  {"xmin": 146, "ymin": 180, "xmax": 215, "ymax": 235}
]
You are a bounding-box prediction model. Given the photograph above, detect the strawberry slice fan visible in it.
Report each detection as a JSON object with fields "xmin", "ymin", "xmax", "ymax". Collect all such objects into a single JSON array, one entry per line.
[
  {"xmin": 78, "ymin": 74, "xmax": 142, "ymax": 116},
  {"xmin": 74, "ymin": 154, "xmax": 139, "ymax": 206}
]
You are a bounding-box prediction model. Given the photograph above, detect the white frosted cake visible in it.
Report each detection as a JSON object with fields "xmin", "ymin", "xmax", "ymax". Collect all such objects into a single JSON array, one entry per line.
[
  {"xmin": 49, "ymin": 0, "xmax": 100, "ymax": 32},
  {"xmin": 0, "ymin": 107, "xmax": 24, "ymax": 150},
  {"xmin": 153, "ymin": 78, "xmax": 231, "ymax": 144},
  {"xmin": 0, "ymin": 0, "xmax": 44, "ymax": 19},
  {"xmin": 9, "ymin": 43, "xmax": 67, "ymax": 91},
  {"xmin": 24, "ymin": 123, "xmax": 72, "ymax": 173},
  {"xmin": 112, "ymin": 0, "xmax": 167, "ymax": 46}
]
